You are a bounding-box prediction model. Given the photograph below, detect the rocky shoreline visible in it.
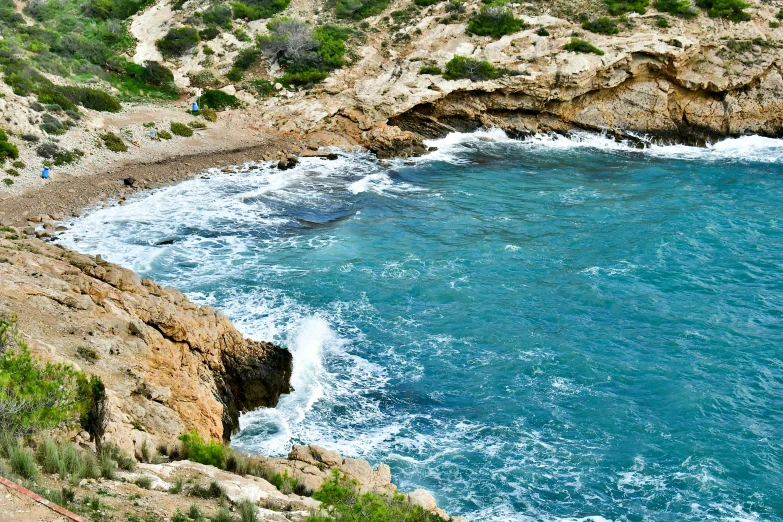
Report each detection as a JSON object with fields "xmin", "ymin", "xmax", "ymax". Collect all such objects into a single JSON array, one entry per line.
[{"xmin": 0, "ymin": 223, "xmax": 464, "ymax": 520}]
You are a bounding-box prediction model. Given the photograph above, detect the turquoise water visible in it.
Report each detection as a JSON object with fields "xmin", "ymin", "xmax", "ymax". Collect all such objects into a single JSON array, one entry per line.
[{"xmin": 60, "ymin": 132, "xmax": 783, "ymax": 522}]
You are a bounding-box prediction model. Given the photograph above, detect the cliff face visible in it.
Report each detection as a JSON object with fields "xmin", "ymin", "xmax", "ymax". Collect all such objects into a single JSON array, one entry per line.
[
  {"xmin": 242, "ymin": 0, "xmax": 783, "ymax": 152},
  {"xmin": 0, "ymin": 228, "xmax": 292, "ymax": 454}
]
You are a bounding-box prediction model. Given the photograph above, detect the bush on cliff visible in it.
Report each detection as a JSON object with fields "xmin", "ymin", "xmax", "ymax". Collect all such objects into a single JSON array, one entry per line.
[
  {"xmin": 306, "ymin": 472, "xmax": 444, "ymax": 522},
  {"xmin": 443, "ymin": 56, "xmax": 512, "ymax": 81},
  {"xmin": 258, "ymin": 20, "xmax": 351, "ymax": 86},
  {"xmin": 178, "ymin": 431, "xmax": 229, "ymax": 468},
  {"xmin": 655, "ymin": 0, "xmax": 698, "ymax": 18},
  {"xmin": 156, "ymin": 27, "xmax": 200, "ymax": 57},
  {"xmin": 468, "ymin": 3, "xmax": 526, "ymax": 38},
  {"xmin": 335, "ymin": 0, "xmax": 390, "ymax": 20},
  {"xmin": 582, "ymin": 17, "xmax": 619, "ymax": 34},
  {"xmin": 695, "ymin": 0, "xmax": 750, "ymax": 22},
  {"xmin": 604, "ymin": 0, "xmax": 649, "ymax": 15},
  {"xmin": 0, "ymin": 130, "xmax": 19, "ymax": 164},
  {"xmin": 230, "ymin": 0, "xmax": 290, "ymax": 21},
  {"xmin": 197, "ymin": 89, "xmax": 242, "ymax": 110},
  {"xmin": 564, "ymin": 37, "xmax": 605, "ymax": 55}
]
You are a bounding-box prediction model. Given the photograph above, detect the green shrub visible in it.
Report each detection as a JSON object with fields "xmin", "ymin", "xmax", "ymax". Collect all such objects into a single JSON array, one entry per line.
[
  {"xmin": 197, "ymin": 90, "xmax": 241, "ymax": 110},
  {"xmin": 234, "ymin": 28, "xmax": 251, "ymax": 41},
  {"xmin": 35, "ymin": 437, "xmax": 99, "ymax": 481},
  {"xmin": 468, "ymin": 3, "xmax": 525, "ymax": 37},
  {"xmin": 134, "ymin": 476, "xmax": 152, "ymax": 489},
  {"xmin": 189, "ymin": 70, "xmax": 219, "ymax": 88},
  {"xmin": 156, "ymin": 27, "xmax": 200, "ymax": 58},
  {"xmin": 170, "ymin": 122, "xmax": 194, "ymax": 137},
  {"xmin": 58, "ymin": 86, "xmax": 122, "ymax": 112},
  {"xmin": 655, "ymin": 15, "xmax": 671, "ymax": 26},
  {"xmin": 169, "ymin": 476, "xmax": 184, "ymax": 494},
  {"xmin": 564, "ymin": 37, "xmax": 605, "ymax": 55},
  {"xmin": 536, "ymin": 27, "xmax": 550, "ymax": 36},
  {"xmin": 335, "ymin": 0, "xmax": 390, "ymax": 20},
  {"xmin": 101, "ymin": 133, "xmax": 128, "ymax": 152},
  {"xmin": 188, "ymin": 121, "xmax": 207, "ymax": 129},
  {"xmin": 238, "ymin": 499, "xmax": 258, "ymax": 522},
  {"xmin": 777, "ymin": 10, "xmax": 783, "ymax": 20},
  {"xmin": 202, "ymin": 5, "xmax": 233, "ymax": 28},
  {"xmin": 249, "ymin": 79, "xmax": 275, "ymax": 97},
  {"xmin": 188, "ymin": 504, "xmax": 203, "ymax": 520},
  {"xmin": 101, "ymin": 442, "xmax": 136, "ymax": 471},
  {"xmin": 582, "ymin": 17, "xmax": 619, "ymax": 34},
  {"xmin": 178, "ymin": 431, "xmax": 227, "ymax": 467},
  {"xmin": 695, "ymin": 0, "xmax": 750, "ymax": 21},
  {"xmin": 10, "ymin": 446, "xmax": 39, "ymax": 480},
  {"xmin": 142, "ymin": 61, "xmax": 175, "ymax": 87},
  {"xmin": 191, "ymin": 479, "xmax": 226, "ymax": 498},
  {"xmin": 604, "ymin": 0, "xmax": 649, "ymax": 15},
  {"xmin": 443, "ymin": 55, "xmax": 511, "ymax": 81},
  {"xmin": 655, "ymin": 0, "xmax": 698, "ymax": 17},
  {"xmin": 419, "ymin": 64, "xmax": 442, "ymax": 75},
  {"xmin": 2, "ymin": 178, "xmax": 12, "ymax": 186},
  {"xmin": 0, "ymin": 131, "xmax": 18, "ymax": 163},
  {"xmin": 230, "ymin": 0, "xmax": 290, "ymax": 20},
  {"xmin": 0, "ymin": 315, "xmax": 87, "ymax": 435},
  {"xmin": 200, "ymin": 108, "xmax": 218, "ymax": 122},
  {"xmin": 226, "ymin": 68, "xmax": 244, "ymax": 82},
  {"xmin": 37, "ymin": 89, "xmax": 77, "ymax": 111},
  {"xmin": 6, "ymin": 168, "xmax": 19, "ymax": 177},
  {"xmin": 307, "ymin": 472, "xmax": 444, "ymax": 522},
  {"xmin": 12, "ymin": 160, "xmax": 24, "ymax": 169},
  {"xmin": 413, "ymin": 0, "xmax": 440, "ymax": 5},
  {"xmin": 53, "ymin": 149, "xmax": 84, "ymax": 166},
  {"xmin": 158, "ymin": 129, "xmax": 172, "ymax": 139},
  {"xmin": 85, "ymin": 0, "xmax": 154, "ymax": 20},
  {"xmin": 234, "ymin": 48, "xmax": 260, "ymax": 70},
  {"xmin": 259, "ymin": 21, "xmax": 351, "ymax": 85},
  {"xmin": 199, "ymin": 26, "xmax": 221, "ymax": 40}
]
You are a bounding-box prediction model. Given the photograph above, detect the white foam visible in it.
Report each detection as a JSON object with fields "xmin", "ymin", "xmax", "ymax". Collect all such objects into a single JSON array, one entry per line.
[{"xmin": 421, "ymin": 129, "xmax": 783, "ymax": 165}]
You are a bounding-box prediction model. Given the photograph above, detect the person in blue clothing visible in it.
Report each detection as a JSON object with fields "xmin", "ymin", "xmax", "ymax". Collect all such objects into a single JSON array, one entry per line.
[{"xmin": 41, "ymin": 166, "xmax": 50, "ymax": 179}]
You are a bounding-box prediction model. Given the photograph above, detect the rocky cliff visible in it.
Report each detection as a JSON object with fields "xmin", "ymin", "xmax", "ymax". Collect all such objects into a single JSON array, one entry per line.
[{"xmin": 0, "ymin": 226, "xmax": 292, "ymax": 455}]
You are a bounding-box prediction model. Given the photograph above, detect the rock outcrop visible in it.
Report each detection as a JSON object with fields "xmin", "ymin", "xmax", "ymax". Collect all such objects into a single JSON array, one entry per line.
[{"xmin": 0, "ymin": 227, "xmax": 292, "ymax": 455}]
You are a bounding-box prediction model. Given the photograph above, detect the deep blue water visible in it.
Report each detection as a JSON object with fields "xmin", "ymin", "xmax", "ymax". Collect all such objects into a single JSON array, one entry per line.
[{"xmin": 60, "ymin": 131, "xmax": 783, "ymax": 522}]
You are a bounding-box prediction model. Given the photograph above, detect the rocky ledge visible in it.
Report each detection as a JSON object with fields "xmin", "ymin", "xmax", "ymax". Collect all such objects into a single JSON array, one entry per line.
[{"xmin": 0, "ymin": 227, "xmax": 292, "ymax": 455}]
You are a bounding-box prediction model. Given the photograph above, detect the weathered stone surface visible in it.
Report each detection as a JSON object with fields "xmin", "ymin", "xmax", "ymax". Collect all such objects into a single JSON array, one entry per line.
[{"xmin": 0, "ymin": 233, "xmax": 293, "ymax": 452}]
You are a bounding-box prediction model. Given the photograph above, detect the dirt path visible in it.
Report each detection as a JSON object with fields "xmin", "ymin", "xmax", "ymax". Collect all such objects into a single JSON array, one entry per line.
[
  {"xmin": 129, "ymin": 0, "xmax": 171, "ymax": 65},
  {"xmin": 0, "ymin": 479, "xmax": 73, "ymax": 522}
]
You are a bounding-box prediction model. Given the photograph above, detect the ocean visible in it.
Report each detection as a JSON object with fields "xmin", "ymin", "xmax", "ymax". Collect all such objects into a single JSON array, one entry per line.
[{"xmin": 59, "ymin": 131, "xmax": 783, "ymax": 521}]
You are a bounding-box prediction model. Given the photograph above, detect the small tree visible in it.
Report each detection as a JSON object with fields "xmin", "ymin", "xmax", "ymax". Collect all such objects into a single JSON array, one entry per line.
[{"xmin": 80, "ymin": 375, "xmax": 111, "ymax": 452}]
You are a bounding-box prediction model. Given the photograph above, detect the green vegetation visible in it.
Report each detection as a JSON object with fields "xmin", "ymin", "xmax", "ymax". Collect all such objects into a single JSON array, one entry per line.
[
  {"xmin": 234, "ymin": 47, "xmax": 260, "ymax": 70},
  {"xmin": 52, "ymin": 149, "xmax": 84, "ymax": 166},
  {"xmin": 230, "ymin": 0, "xmax": 290, "ymax": 21},
  {"xmin": 156, "ymin": 27, "xmax": 200, "ymax": 57},
  {"xmin": 536, "ymin": 27, "xmax": 550, "ymax": 36},
  {"xmin": 0, "ymin": 130, "xmax": 19, "ymax": 164},
  {"xmin": 419, "ymin": 64, "xmax": 442, "ymax": 75},
  {"xmin": 202, "ymin": 5, "xmax": 233, "ymax": 28},
  {"xmin": 468, "ymin": 3, "xmax": 525, "ymax": 38},
  {"xmin": 564, "ymin": 37, "xmax": 605, "ymax": 55},
  {"xmin": 695, "ymin": 0, "xmax": 750, "ymax": 22},
  {"xmin": 200, "ymin": 26, "xmax": 221, "ymax": 40},
  {"xmin": 777, "ymin": 10, "xmax": 783, "ymax": 20},
  {"xmin": 188, "ymin": 121, "xmax": 207, "ymax": 129},
  {"xmin": 306, "ymin": 472, "xmax": 444, "ymax": 522},
  {"xmin": 0, "ymin": 315, "xmax": 88, "ymax": 435},
  {"xmin": 171, "ymin": 122, "xmax": 194, "ymax": 137},
  {"xmin": 582, "ymin": 17, "xmax": 619, "ymax": 34},
  {"xmin": 443, "ymin": 55, "xmax": 512, "ymax": 81},
  {"xmin": 35, "ymin": 436, "xmax": 101, "ymax": 482},
  {"xmin": 605, "ymin": 0, "xmax": 649, "ymax": 15},
  {"xmin": 0, "ymin": 0, "xmax": 177, "ymax": 104},
  {"xmin": 158, "ymin": 129, "xmax": 173, "ymax": 140},
  {"xmin": 258, "ymin": 20, "xmax": 352, "ymax": 85},
  {"xmin": 197, "ymin": 89, "xmax": 242, "ymax": 110},
  {"xmin": 199, "ymin": 108, "xmax": 218, "ymax": 122},
  {"xmin": 178, "ymin": 431, "xmax": 228, "ymax": 467},
  {"xmin": 655, "ymin": 0, "xmax": 698, "ymax": 17},
  {"xmin": 655, "ymin": 15, "xmax": 671, "ymax": 27},
  {"xmin": 413, "ymin": 0, "xmax": 440, "ymax": 6},
  {"xmin": 100, "ymin": 132, "xmax": 128, "ymax": 152},
  {"xmin": 237, "ymin": 499, "xmax": 258, "ymax": 522},
  {"xmin": 335, "ymin": 0, "xmax": 390, "ymax": 20}
]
